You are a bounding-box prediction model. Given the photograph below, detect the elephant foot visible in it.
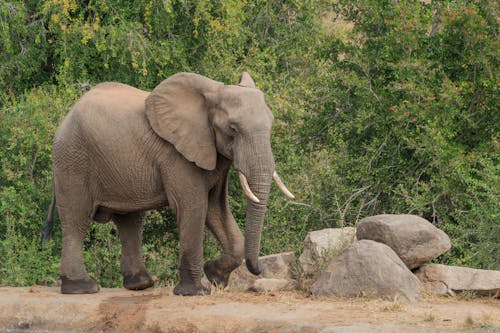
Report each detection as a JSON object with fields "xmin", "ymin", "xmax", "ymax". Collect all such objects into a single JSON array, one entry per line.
[
  {"xmin": 123, "ymin": 271, "xmax": 157, "ymax": 290},
  {"xmin": 61, "ymin": 276, "xmax": 100, "ymax": 294},
  {"xmin": 203, "ymin": 260, "xmax": 230, "ymax": 287},
  {"xmin": 173, "ymin": 282, "xmax": 210, "ymax": 296}
]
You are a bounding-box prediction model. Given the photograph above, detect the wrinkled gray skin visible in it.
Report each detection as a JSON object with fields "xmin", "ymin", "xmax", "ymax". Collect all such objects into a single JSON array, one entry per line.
[{"xmin": 47, "ymin": 72, "xmax": 279, "ymax": 296}]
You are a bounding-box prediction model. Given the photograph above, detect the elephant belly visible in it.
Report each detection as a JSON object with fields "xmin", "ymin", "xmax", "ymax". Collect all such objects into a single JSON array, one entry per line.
[
  {"xmin": 92, "ymin": 161, "xmax": 168, "ymax": 214},
  {"xmin": 94, "ymin": 193, "xmax": 167, "ymax": 216},
  {"xmin": 92, "ymin": 195, "xmax": 166, "ymax": 222}
]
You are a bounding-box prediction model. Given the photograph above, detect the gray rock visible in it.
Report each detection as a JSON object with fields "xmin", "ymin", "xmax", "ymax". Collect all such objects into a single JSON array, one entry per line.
[
  {"xmin": 227, "ymin": 263, "xmax": 258, "ymax": 290},
  {"xmin": 259, "ymin": 251, "xmax": 295, "ymax": 279},
  {"xmin": 311, "ymin": 240, "xmax": 422, "ymax": 302},
  {"xmin": 299, "ymin": 227, "xmax": 356, "ymax": 276},
  {"xmin": 415, "ymin": 264, "xmax": 500, "ymax": 297},
  {"xmin": 356, "ymin": 214, "xmax": 451, "ymax": 269},
  {"xmin": 249, "ymin": 278, "xmax": 298, "ymax": 293},
  {"xmin": 228, "ymin": 252, "xmax": 296, "ymax": 291}
]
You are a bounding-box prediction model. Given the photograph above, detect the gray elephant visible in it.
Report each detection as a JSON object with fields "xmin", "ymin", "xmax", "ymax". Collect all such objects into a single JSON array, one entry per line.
[{"xmin": 44, "ymin": 72, "xmax": 294, "ymax": 295}]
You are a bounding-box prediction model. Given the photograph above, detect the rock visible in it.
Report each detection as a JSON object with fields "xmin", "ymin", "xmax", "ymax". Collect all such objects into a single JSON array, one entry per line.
[
  {"xmin": 227, "ymin": 264, "xmax": 258, "ymax": 290},
  {"xmin": 259, "ymin": 251, "xmax": 296, "ymax": 279},
  {"xmin": 299, "ymin": 227, "xmax": 356, "ymax": 276},
  {"xmin": 311, "ymin": 240, "xmax": 422, "ymax": 302},
  {"xmin": 227, "ymin": 252, "xmax": 296, "ymax": 291},
  {"xmin": 249, "ymin": 278, "xmax": 298, "ymax": 293},
  {"xmin": 356, "ymin": 214, "xmax": 451, "ymax": 269},
  {"xmin": 415, "ymin": 264, "xmax": 500, "ymax": 297}
]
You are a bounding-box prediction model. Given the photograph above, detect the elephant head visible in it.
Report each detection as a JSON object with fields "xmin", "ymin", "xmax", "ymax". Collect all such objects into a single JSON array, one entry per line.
[{"xmin": 145, "ymin": 72, "xmax": 293, "ymax": 275}]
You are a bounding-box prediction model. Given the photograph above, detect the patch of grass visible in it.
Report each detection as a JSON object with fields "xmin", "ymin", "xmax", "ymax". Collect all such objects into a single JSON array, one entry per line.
[
  {"xmin": 356, "ymin": 292, "xmax": 379, "ymax": 301},
  {"xmin": 474, "ymin": 323, "xmax": 500, "ymax": 332},
  {"xmin": 421, "ymin": 286, "xmax": 440, "ymax": 299},
  {"xmin": 473, "ymin": 312, "xmax": 500, "ymax": 332},
  {"xmin": 158, "ymin": 281, "xmax": 175, "ymax": 296},
  {"xmin": 423, "ymin": 312, "xmax": 435, "ymax": 322},
  {"xmin": 481, "ymin": 312, "xmax": 494, "ymax": 323},
  {"xmin": 209, "ymin": 282, "xmax": 227, "ymax": 296},
  {"xmin": 457, "ymin": 290, "xmax": 480, "ymax": 301},
  {"xmin": 465, "ymin": 314, "xmax": 475, "ymax": 327},
  {"xmin": 382, "ymin": 300, "xmax": 404, "ymax": 312}
]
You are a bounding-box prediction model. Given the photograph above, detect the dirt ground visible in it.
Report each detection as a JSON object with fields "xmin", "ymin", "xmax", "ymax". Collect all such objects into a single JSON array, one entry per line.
[{"xmin": 0, "ymin": 286, "xmax": 498, "ymax": 333}]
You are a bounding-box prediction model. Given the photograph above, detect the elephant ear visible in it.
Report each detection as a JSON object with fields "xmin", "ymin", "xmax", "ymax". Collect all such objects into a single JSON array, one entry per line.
[
  {"xmin": 145, "ymin": 73, "xmax": 223, "ymax": 170},
  {"xmin": 238, "ymin": 71, "xmax": 256, "ymax": 88}
]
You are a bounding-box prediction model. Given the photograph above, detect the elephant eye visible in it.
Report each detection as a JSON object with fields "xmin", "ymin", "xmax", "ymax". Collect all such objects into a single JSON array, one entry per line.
[{"xmin": 229, "ymin": 123, "xmax": 238, "ymax": 134}]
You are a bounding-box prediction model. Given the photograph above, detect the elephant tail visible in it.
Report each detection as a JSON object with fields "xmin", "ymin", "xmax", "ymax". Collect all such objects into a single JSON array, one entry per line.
[{"xmin": 43, "ymin": 184, "xmax": 56, "ymax": 243}]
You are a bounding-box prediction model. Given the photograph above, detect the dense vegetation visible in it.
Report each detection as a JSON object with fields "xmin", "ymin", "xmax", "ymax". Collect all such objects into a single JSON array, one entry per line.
[{"xmin": 1, "ymin": 0, "xmax": 498, "ymax": 287}]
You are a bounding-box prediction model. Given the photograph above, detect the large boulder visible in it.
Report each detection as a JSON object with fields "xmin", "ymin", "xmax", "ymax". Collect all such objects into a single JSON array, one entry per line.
[
  {"xmin": 311, "ymin": 240, "xmax": 422, "ymax": 302},
  {"xmin": 227, "ymin": 252, "xmax": 296, "ymax": 291},
  {"xmin": 299, "ymin": 227, "xmax": 356, "ymax": 276},
  {"xmin": 356, "ymin": 214, "xmax": 451, "ymax": 269},
  {"xmin": 415, "ymin": 264, "xmax": 500, "ymax": 297}
]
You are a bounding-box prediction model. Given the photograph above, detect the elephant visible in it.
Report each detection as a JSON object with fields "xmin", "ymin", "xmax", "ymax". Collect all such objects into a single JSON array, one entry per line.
[{"xmin": 44, "ymin": 72, "xmax": 294, "ymax": 296}]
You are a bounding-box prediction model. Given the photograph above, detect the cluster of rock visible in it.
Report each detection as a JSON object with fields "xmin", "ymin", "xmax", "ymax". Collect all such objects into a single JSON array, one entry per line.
[
  {"xmin": 224, "ymin": 252, "xmax": 298, "ymax": 293},
  {"xmin": 226, "ymin": 214, "xmax": 499, "ymax": 301},
  {"xmin": 310, "ymin": 214, "xmax": 453, "ymax": 301}
]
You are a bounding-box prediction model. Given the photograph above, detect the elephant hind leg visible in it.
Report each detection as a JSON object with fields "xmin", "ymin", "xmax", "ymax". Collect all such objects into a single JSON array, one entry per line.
[
  {"xmin": 113, "ymin": 211, "xmax": 156, "ymax": 290},
  {"xmin": 57, "ymin": 180, "xmax": 99, "ymax": 294}
]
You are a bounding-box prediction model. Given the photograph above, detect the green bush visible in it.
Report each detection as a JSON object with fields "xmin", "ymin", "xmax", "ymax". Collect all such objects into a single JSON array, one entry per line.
[{"xmin": 0, "ymin": 85, "xmax": 76, "ymax": 285}]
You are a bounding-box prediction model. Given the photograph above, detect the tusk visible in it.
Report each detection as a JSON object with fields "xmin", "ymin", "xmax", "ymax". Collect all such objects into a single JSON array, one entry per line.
[
  {"xmin": 273, "ymin": 171, "xmax": 295, "ymax": 199},
  {"xmin": 238, "ymin": 172, "xmax": 260, "ymax": 203}
]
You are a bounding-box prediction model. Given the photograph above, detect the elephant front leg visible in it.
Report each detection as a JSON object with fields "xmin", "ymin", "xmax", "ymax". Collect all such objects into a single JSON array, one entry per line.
[
  {"xmin": 162, "ymin": 159, "xmax": 211, "ymax": 296},
  {"xmin": 113, "ymin": 212, "xmax": 156, "ymax": 290},
  {"xmin": 174, "ymin": 206, "xmax": 211, "ymax": 296},
  {"xmin": 203, "ymin": 184, "xmax": 244, "ymax": 288}
]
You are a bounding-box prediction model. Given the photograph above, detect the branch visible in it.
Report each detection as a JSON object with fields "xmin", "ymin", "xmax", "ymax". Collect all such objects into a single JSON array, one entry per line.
[
  {"xmin": 367, "ymin": 133, "xmax": 389, "ymax": 170},
  {"xmin": 428, "ymin": 2, "xmax": 441, "ymax": 38}
]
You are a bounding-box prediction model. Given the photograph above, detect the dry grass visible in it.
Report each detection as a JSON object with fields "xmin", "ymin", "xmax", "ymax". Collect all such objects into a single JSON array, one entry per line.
[
  {"xmin": 465, "ymin": 314, "xmax": 475, "ymax": 327},
  {"xmin": 457, "ymin": 290, "xmax": 481, "ymax": 301},
  {"xmin": 423, "ymin": 312, "xmax": 435, "ymax": 322},
  {"xmin": 209, "ymin": 282, "xmax": 227, "ymax": 296},
  {"xmin": 321, "ymin": 11, "xmax": 354, "ymax": 41},
  {"xmin": 382, "ymin": 300, "xmax": 404, "ymax": 312}
]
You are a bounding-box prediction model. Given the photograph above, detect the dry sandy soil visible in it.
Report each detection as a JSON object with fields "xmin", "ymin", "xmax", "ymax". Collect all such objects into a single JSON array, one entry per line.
[{"xmin": 0, "ymin": 286, "xmax": 498, "ymax": 333}]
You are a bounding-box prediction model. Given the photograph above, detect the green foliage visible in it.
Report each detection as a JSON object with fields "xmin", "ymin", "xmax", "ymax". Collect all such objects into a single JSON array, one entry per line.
[
  {"xmin": 0, "ymin": 0, "xmax": 498, "ymax": 287},
  {"xmin": 142, "ymin": 209, "xmax": 179, "ymax": 284},
  {"xmin": 297, "ymin": 0, "xmax": 499, "ymax": 268},
  {"xmin": 0, "ymin": 210, "xmax": 59, "ymax": 285},
  {"xmin": 0, "ymin": 85, "xmax": 78, "ymax": 286},
  {"xmin": 83, "ymin": 223, "xmax": 122, "ymax": 287},
  {"xmin": 0, "ymin": 1, "xmax": 51, "ymax": 93}
]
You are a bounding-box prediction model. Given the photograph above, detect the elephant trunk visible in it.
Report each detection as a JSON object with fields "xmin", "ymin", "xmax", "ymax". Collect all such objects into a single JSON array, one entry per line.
[
  {"xmin": 244, "ymin": 193, "xmax": 271, "ymax": 275},
  {"xmin": 235, "ymin": 133, "xmax": 275, "ymax": 276}
]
